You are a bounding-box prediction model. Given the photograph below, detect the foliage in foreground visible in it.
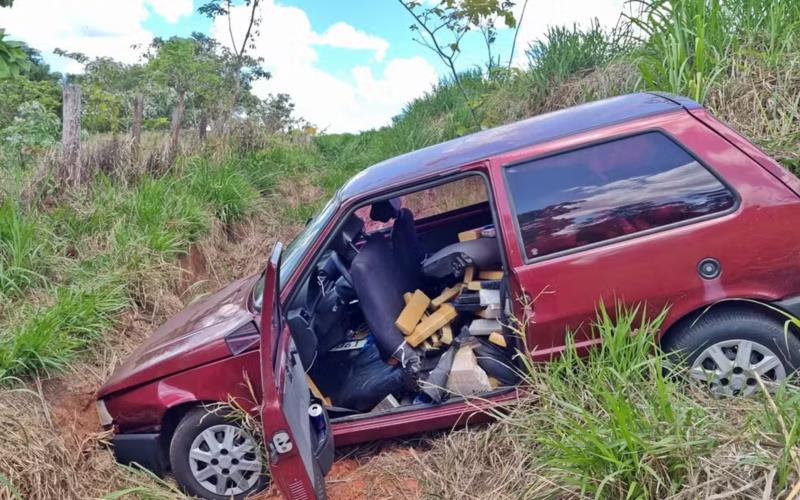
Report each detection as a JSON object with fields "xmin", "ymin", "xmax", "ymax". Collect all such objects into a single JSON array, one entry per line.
[
  {"xmin": 516, "ymin": 305, "xmax": 715, "ymax": 498},
  {"xmin": 399, "ymin": 305, "xmax": 800, "ymax": 499}
]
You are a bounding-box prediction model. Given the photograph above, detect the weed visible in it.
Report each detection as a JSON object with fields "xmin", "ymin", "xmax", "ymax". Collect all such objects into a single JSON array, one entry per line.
[
  {"xmin": 513, "ymin": 304, "xmax": 716, "ymax": 497},
  {"xmin": 526, "ymin": 19, "xmax": 631, "ymax": 89},
  {"xmin": 0, "ymin": 200, "xmax": 49, "ymax": 302},
  {"xmin": 184, "ymin": 156, "xmax": 259, "ymax": 225},
  {"xmin": 0, "ymin": 280, "xmax": 127, "ymax": 382}
]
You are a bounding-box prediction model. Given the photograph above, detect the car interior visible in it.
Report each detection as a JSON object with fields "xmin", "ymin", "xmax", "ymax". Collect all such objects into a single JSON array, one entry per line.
[{"xmin": 284, "ymin": 175, "xmax": 523, "ymax": 419}]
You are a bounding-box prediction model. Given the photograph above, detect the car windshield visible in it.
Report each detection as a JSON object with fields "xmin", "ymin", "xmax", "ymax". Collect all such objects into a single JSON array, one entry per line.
[{"xmin": 252, "ymin": 195, "xmax": 340, "ymax": 311}]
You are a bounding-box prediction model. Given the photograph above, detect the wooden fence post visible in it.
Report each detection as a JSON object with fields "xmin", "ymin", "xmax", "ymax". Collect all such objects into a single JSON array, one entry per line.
[
  {"xmin": 131, "ymin": 93, "xmax": 143, "ymax": 153},
  {"xmin": 61, "ymin": 84, "xmax": 82, "ymax": 186}
]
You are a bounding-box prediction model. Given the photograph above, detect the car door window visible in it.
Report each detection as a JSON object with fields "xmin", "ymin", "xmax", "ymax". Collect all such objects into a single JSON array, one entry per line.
[
  {"xmin": 504, "ymin": 132, "xmax": 737, "ymax": 260},
  {"xmin": 355, "ymin": 176, "xmax": 488, "ymax": 233}
]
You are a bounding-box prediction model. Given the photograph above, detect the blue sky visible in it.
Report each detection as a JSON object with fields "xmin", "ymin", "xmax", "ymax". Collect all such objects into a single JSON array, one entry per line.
[{"xmin": 0, "ymin": 0, "xmax": 627, "ymax": 132}]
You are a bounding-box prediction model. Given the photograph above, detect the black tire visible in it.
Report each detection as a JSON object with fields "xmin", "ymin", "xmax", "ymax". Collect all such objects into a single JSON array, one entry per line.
[
  {"xmin": 661, "ymin": 305, "xmax": 800, "ymax": 394},
  {"xmin": 169, "ymin": 407, "xmax": 268, "ymax": 500}
]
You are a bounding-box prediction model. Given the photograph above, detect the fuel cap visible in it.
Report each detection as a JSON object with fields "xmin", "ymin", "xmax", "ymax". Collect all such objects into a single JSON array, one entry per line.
[{"xmin": 698, "ymin": 258, "xmax": 721, "ymax": 280}]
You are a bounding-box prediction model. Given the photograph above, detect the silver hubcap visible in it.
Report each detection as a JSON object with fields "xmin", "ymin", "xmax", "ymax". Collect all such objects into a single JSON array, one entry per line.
[
  {"xmin": 189, "ymin": 424, "xmax": 262, "ymax": 496},
  {"xmin": 690, "ymin": 339, "xmax": 786, "ymax": 396}
]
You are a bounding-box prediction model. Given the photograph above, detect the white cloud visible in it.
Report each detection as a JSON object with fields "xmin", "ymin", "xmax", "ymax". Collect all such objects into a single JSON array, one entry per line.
[
  {"xmin": 511, "ymin": 0, "xmax": 628, "ymax": 66},
  {"xmin": 147, "ymin": 0, "xmax": 194, "ymax": 23},
  {"xmin": 215, "ymin": 0, "xmax": 438, "ymax": 133},
  {"xmin": 0, "ymin": 0, "xmax": 192, "ymax": 71},
  {"xmin": 317, "ymin": 22, "xmax": 389, "ymax": 62}
]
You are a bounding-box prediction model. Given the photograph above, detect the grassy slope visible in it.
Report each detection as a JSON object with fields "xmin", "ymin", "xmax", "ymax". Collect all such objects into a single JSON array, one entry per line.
[{"xmin": 1, "ymin": 0, "xmax": 799, "ymax": 497}]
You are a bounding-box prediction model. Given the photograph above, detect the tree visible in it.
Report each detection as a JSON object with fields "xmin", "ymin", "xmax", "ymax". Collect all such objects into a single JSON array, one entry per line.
[
  {"xmin": 0, "ymin": 101, "xmax": 60, "ymax": 166},
  {"xmin": 146, "ymin": 37, "xmax": 221, "ymax": 165},
  {"xmin": 0, "ymin": 75, "xmax": 60, "ymax": 129},
  {"xmin": 185, "ymin": 32, "xmax": 231, "ymax": 139},
  {"xmin": 397, "ymin": 0, "xmax": 518, "ymax": 128},
  {"xmin": 0, "ymin": 29, "xmax": 29, "ymax": 78},
  {"xmin": 55, "ymin": 50, "xmax": 148, "ymax": 133},
  {"xmin": 257, "ymin": 93, "xmax": 304, "ymax": 133},
  {"xmin": 20, "ymin": 46, "xmax": 60, "ymax": 82},
  {"xmin": 198, "ymin": 0, "xmax": 269, "ymax": 129}
]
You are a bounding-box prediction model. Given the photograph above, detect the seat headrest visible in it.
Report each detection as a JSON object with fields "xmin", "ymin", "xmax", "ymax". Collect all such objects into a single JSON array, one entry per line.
[
  {"xmin": 331, "ymin": 215, "xmax": 364, "ymax": 261},
  {"xmin": 369, "ymin": 198, "xmax": 401, "ymax": 222}
]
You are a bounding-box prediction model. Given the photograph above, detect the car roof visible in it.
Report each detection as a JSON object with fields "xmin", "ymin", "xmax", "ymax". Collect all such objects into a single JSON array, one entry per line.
[{"xmin": 338, "ymin": 92, "xmax": 701, "ymax": 200}]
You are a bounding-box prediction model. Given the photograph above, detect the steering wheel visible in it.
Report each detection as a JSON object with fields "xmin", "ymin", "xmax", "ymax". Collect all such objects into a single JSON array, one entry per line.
[{"xmin": 330, "ymin": 252, "xmax": 353, "ymax": 287}]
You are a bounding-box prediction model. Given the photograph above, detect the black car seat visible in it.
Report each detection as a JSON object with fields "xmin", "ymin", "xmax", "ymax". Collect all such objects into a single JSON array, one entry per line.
[
  {"xmin": 391, "ymin": 207, "xmax": 424, "ymax": 287},
  {"xmin": 349, "ymin": 232, "xmax": 422, "ymax": 375},
  {"xmin": 369, "ymin": 199, "xmax": 424, "ymax": 284}
]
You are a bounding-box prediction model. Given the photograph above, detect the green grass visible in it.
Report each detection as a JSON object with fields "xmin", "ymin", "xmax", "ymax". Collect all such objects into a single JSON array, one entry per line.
[
  {"xmin": 115, "ymin": 176, "xmax": 210, "ymax": 256},
  {"xmin": 0, "ymin": 152, "xmax": 270, "ymax": 383},
  {"xmin": 630, "ymin": 0, "xmax": 800, "ymax": 101},
  {"xmin": 410, "ymin": 304, "xmax": 800, "ymax": 498},
  {"xmin": 526, "ymin": 20, "xmax": 630, "ymax": 89},
  {"xmin": 0, "ymin": 280, "xmax": 127, "ymax": 381},
  {"xmin": 0, "ymin": 200, "xmax": 49, "ymax": 303},
  {"xmin": 0, "ymin": 0, "xmax": 798, "ymax": 498},
  {"xmin": 515, "ymin": 304, "xmax": 717, "ymax": 497}
]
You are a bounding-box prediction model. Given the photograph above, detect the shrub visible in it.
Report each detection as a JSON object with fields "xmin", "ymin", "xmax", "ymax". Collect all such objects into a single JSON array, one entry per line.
[
  {"xmin": 0, "ymin": 101, "xmax": 60, "ymax": 166},
  {"xmin": 184, "ymin": 157, "xmax": 259, "ymax": 225}
]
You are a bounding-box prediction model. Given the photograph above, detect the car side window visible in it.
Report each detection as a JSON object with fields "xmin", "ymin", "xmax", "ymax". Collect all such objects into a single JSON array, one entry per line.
[
  {"xmin": 505, "ymin": 132, "xmax": 736, "ymax": 260},
  {"xmin": 355, "ymin": 176, "xmax": 488, "ymax": 233}
]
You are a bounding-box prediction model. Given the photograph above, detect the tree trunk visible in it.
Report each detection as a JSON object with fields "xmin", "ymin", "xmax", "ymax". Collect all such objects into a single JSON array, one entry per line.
[
  {"xmin": 230, "ymin": 71, "xmax": 241, "ymax": 120},
  {"xmin": 60, "ymin": 84, "xmax": 82, "ymax": 187},
  {"xmin": 198, "ymin": 112, "xmax": 208, "ymax": 141},
  {"xmin": 165, "ymin": 90, "xmax": 185, "ymax": 168},
  {"xmin": 131, "ymin": 93, "xmax": 143, "ymax": 154},
  {"xmin": 219, "ymin": 69, "xmax": 241, "ymax": 136}
]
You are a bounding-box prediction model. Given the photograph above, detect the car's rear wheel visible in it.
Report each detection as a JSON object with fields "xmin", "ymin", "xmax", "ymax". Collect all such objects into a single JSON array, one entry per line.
[
  {"xmin": 169, "ymin": 407, "xmax": 267, "ymax": 500},
  {"xmin": 661, "ymin": 306, "xmax": 800, "ymax": 396}
]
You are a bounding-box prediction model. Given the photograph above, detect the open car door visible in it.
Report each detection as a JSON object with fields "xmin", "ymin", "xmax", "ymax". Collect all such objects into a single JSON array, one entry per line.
[{"xmin": 259, "ymin": 243, "xmax": 333, "ymax": 499}]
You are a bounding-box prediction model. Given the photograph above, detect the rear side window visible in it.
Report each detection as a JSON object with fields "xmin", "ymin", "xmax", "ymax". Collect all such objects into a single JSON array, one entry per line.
[{"xmin": 505, "ymin": 132, "xmax": 736, "ymax": 260}]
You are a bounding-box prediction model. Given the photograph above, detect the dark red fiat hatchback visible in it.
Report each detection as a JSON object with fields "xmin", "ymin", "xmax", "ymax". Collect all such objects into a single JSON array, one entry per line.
[{"xmin": 97, "ymin": 93, "xmax": 800, "ymax": 499}]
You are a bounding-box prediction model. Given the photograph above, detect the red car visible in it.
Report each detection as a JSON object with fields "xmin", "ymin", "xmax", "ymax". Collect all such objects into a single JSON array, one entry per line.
[{"xmin": 97, "ymin": 93, "xmax": 800, "ymax": 499}]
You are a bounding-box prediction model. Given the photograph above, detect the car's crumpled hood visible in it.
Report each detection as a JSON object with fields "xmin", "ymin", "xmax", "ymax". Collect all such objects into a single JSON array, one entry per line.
[{"xmin": 98, "ymin": 274, "xmax": 260, "ymax": 398}]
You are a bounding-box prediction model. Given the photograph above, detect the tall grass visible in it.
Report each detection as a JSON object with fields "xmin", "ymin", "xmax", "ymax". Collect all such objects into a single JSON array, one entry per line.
[
  {"xmin": 513, "ymin": 305, "xmax": 717, "ymax": 497},
  {"xmin": 0, "ymin": 201, "xmax": 49, "ymax": 303},
  {"xmin": 0, "ymin": 0, "xmax": 798, "ymax": 496},
  {"xmin": 0, "ymin": 148, "xmax": 272, "ymax": 383},
  {"xmin": 630, "ymin": 0, "xmax": 800, "ymax": 102},
  {"xmin": 400, "ymin": 304, "xmax": 800, "ymax": 498},
  {"xmin": 526, "ymin": 20, "xmax": 631, "ymax": 89},
  {"xmin": 0, "ymin": 281, "xmax": 127, "ymax": 381}
]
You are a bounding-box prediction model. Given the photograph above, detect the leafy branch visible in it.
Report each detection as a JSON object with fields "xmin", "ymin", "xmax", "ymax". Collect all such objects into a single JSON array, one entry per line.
[{"xmin": 397, "ymin": 0, "xmax": 517, "ymax": 130}]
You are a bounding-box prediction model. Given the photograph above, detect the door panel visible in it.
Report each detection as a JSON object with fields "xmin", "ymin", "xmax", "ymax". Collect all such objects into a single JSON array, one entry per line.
[
  {"xmin": 259, "ymin": 243, "xmax": 329, "ymax": 499},
  {"xmin": 282, "ymin": 339, "xmax": 327, "ymax": 494}
]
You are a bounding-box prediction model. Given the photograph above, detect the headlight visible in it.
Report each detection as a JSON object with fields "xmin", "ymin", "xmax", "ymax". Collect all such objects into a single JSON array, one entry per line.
[{"xmin": 96, "ymin": 399, "xmax": 113, "ymax": 427}]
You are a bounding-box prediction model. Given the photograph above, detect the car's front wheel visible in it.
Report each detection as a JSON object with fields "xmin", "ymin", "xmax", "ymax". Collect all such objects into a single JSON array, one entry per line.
[
  {"xmin": 169, "ymin": 407, "xmax": 268, "ymax": 500},
  {"xmin": 661, "ymin": 306, "xmax": 800, "ymax": 396}
]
